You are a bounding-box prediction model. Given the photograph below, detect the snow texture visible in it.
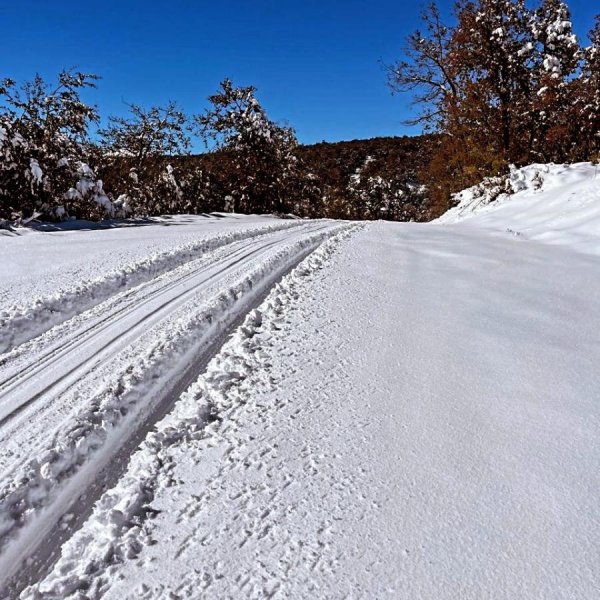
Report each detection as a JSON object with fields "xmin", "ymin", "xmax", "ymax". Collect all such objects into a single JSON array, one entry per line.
[
  {"xmin": 0, "ymin": 215, "xmax": 305, "ymax": 353},
  {"xmin": 0, "ymin": 221, "xmax": 349, "ymax": 593},
  {"xmin": 20, "ymin": 226, "xmax": 361, "ymax": 600},
  {"xmin": 21, "ymin": 183, "xmax": 600, "ymax": 599}
]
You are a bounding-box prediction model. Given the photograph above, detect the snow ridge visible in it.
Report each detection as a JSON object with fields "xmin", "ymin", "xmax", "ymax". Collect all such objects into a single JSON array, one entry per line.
[
  {"xmin": 19, "ymin": 224, "xmax": 361, "ymax": 600},
  {"xmin": 0, "ymin": 220, "xmax": 304, "ymax": 355},
  {"xmin": 436, "ymin": 162, "xmax": 600, "ymax": 225}
]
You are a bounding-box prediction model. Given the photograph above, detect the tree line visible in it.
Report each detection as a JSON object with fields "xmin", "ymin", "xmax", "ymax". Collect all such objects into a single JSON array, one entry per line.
[
  {"xmin": 1, "ymin": 0, "xmax": 598, "ymax": 224},
  {"xmin": 389, "ymin": 0, "xmax": 600, "ymax": 214},
  {"xmin": 0, "ymin": 75, "xmax": 321, "ymax": 223},
  {"xmin": 0, "ymin": 73, "xmax": 432, "ymax": 224}
]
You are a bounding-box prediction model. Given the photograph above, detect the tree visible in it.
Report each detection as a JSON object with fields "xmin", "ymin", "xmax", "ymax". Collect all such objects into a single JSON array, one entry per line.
[
  {"xmin": 387, "ymin": 2, "xmax": 458, "ymax": 131},
  {"xmin": 580, "ymin": 16, "xmax": 600, "ymax": 158},
  {"xmin": 195, "ymin": 79, "xmax": 313, "ymax": 215},
  {"xmin": 388, "ymin": 0, "xmax": 596, "ymax": 215},
  {"xmin": 99, "ymin": 101, "xmax": 191, "ymax": 214},
  {"xmin": 530, "ymin": 0, "xmax": 582, "ymax": 160},
  {"xmin": 0, "ymin": 70, "xmax": 109, "ymax": 221},
  {"xmin": 453, "ymin": 0, "xmax": 534, "ymax": 159}
]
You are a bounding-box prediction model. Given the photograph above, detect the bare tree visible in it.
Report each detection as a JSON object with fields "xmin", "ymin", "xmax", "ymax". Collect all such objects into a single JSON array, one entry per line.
[{"xmin": 386, "ymin": 2, "xmax": 458, "ymax": 130}]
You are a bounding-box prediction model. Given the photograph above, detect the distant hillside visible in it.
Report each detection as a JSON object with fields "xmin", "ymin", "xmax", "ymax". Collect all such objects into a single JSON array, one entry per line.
[
  {"xmin": 299, "ymin": 135, "xmax": 429, "ymax": 190},
  {"xmin": 180, "ymin": 134, "xmax": 435, "ymax": 221},
  {"xmin": 298, "ymin": 135, "xmax": 434, "ymax": 220}
]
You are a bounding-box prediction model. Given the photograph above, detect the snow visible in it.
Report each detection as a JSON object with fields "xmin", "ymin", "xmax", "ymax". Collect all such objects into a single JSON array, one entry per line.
[
  {"xmin": 0, "ymin": 218, "xmax": 349, "ymax": 596},
  {"xmin": 20, "ymin": 219, "xmax": 600, "ymax": 599},
  {"xmin": 2, "ymin": 164, "xmax": 600, "ymax": 598},
  {"xmin": 0, "ymin": 214, "xmax": 305, "ymax": 353},
  {"xmin": 436, "ymin": 162, "xmax": 600, "ymax": 255},
  {"xmin": 543, "ymin": 54, "xmax": 562, "ymax": 75},
  {"xmin": 29, "ymin": 159, "xmax": 43, "ymax": 185}
]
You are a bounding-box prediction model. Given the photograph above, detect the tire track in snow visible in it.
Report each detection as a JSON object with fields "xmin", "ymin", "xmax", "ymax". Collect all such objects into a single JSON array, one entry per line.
[
  {"xmin": 0, "ymin": 235, "xmax": 269, "ymax": 378},
  {"xmin": 0, "ymin": 223, "xmax": 331, "ymax": 480},
  {"xmin": 0, "ymin": 219, "xmax": 305, "ymax": 355},
  {"xmin": 0, "ymin": 221, "xmax": 352, "ymax": 597},
  {"xmin": 17, "ymin": 224, "xmax": 362, "ymax": 600},
  {"xmin": 0, "ymin": 232, "xmax": 296, "ymax": 425}
]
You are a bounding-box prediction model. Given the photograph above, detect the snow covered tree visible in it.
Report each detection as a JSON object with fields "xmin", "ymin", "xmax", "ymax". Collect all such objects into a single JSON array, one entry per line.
[
  {"xmin": 195, "ymin": 79, "xmax": 314, "ymax": 215},
  {"xmin": 533, "ymin": 0, "xmax": 580, "ymax": 79},
  {"xmin": 99, "ymin": 101, "xmax": 191, "ymax": 215},
  {"xmin": 0, "ymin": 70, "xmax": 111, "ymax": 221},
  {"xmin": 529, "ymin": 0, "xmax": 582, "ymax": 160},
  {"xmin": 452, "ymin": 0, "xmax": 534, "ymax": 159},
  {"xmin": 580, "ymin": 16, "xmax": 600, "ymax": 159},
  {"xmin": 388, "ymin": 1, "xmax": 533, "ymax": 210},
  {"xmin": 178, "ymin": 164, "xmax": 218, "ymax": 213}
]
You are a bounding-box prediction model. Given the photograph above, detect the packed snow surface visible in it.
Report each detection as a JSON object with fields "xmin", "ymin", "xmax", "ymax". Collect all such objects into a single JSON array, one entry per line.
[
  {"xmin": 21, "ymin": 222, "xmax": 600, "ymax": 600},
  {"xmin": 1, "ymin": 169, "xmax": 600, "ymax": 599},
  {"xmin": 0, "ymin": 216, "xmax": 348, "ymax": 596}
]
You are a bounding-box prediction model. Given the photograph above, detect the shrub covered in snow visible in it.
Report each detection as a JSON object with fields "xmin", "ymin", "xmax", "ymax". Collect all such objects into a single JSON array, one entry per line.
[
  {"xmin": 346, "ymin": 154, "xmax": 427, "ymax": 220},
  {"xmin": 98, "ymin": 102, "xmax": 191, "ymax": 215},
  {"xmin": 0, "ymin": 71, "xmax": 121, "ymax": 222},
  {"xmin": 195, "ymin": 79, "xmax": 322, "ymax": 216},
  {"xmin": 0, "ymin": 75, "xmax": 328, "ymax": 223}
]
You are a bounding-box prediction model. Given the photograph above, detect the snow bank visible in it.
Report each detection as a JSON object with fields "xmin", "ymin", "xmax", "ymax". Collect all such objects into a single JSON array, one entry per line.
[{"xmin": 436, "ymin": 162, "xmax": 600, "ymax": 255}]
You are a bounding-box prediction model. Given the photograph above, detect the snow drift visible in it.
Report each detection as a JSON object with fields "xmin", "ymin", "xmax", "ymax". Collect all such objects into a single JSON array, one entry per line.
[{"xmin": 436, "ymin": 162, "xmax": 600, "ymax": 255}]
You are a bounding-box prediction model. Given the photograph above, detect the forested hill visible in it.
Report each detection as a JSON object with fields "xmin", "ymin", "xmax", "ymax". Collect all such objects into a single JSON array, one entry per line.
[
  {"xmin": 298, "ymin": 135, "xmax": 434, "ymax": 220},
  {"xmin": 181, "ymin": 134, "xmax": 435, "ymax": 221}
]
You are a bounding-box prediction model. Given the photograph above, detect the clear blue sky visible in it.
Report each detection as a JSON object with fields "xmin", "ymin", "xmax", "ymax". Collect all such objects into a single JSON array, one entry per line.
[{"xmin": 1, "ymin": 0, "xmax": 597, "ymax": 146}]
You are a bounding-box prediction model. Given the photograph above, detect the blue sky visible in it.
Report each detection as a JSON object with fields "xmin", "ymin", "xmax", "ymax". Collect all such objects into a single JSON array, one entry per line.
[{"xmin": 1, "ymin": 1, "xmax": 597, "ymax": 146}]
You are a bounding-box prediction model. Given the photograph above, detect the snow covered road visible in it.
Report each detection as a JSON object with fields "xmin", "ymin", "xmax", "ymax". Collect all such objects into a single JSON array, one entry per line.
[
  {"xmin": 0, "ymin": 218, "xmax": 351, "ymax": 596},
  {"xmin": 15, "ymin": 219, "xmax": 600, "ymax": 600},
  {"xmin": 2, "ymin": 170, "xmax": 600, "ymax": 600}
]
